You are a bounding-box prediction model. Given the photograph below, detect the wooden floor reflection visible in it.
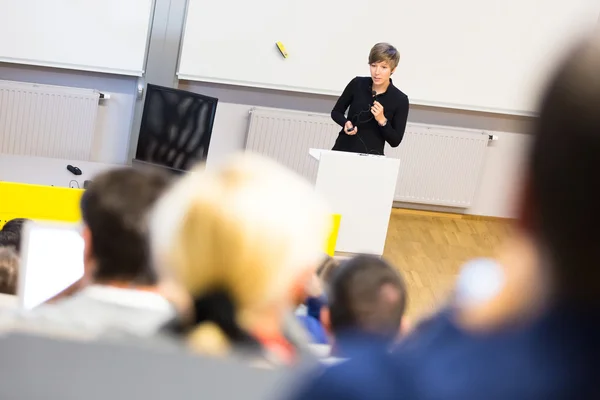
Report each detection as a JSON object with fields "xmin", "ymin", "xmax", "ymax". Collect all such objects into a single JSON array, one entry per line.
[{"xmin": 383, "ymin": 208, "xmax": 512, "ymax": 320}]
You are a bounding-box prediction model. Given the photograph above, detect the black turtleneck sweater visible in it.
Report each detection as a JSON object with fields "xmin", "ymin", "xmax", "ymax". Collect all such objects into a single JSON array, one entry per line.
[{"xmin": 331, "ymin": 76, "xmax": 409, "ymax": 155}]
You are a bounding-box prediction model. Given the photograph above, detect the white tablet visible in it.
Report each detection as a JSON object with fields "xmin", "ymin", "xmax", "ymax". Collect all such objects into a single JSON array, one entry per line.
[{"xmin": 18, "ymin": 221, "xmax": 85, "ymax": 310}]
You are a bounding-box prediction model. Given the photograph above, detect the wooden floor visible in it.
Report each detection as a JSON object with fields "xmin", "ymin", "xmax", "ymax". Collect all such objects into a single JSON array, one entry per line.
[{"xmin": 383, "ymin": 208, "xmax": 512, "ymax": 321}]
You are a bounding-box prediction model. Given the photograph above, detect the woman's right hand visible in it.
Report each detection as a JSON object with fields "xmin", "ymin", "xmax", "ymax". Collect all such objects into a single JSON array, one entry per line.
[{"xmin": 345, "ymin": 121, "xmax": 357, "ymax": 135}]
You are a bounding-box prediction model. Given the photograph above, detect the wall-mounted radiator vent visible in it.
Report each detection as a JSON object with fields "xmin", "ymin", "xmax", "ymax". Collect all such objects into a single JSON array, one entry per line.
[
  {"xmin": 0, "ymin": 80, "xmax": 100, "ymax": 161},
  {"xmin": 246, "ymin": 107, "xmax": 490, "ymax": 208}
]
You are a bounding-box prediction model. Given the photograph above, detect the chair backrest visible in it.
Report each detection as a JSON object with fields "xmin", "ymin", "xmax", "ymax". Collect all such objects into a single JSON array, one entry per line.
[{"xmin": 0, "ymin": 332, "xmax": 299, "ymax": 400}]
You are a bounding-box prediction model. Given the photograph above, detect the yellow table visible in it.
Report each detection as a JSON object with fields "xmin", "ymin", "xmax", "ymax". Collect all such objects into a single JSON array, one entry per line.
[
  {"xmin": 0, "ymin": 182, "xmax": 84, "ymax": 229},
  {"xmin": 0, "ymin": 181, "xmax": 342, "ymax": 256}
]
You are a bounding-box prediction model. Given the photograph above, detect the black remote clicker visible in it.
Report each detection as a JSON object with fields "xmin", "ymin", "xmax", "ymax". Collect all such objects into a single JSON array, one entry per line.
[{"xmin": 67, "ymin": 164, "xmax": 82, "ymax": 176}]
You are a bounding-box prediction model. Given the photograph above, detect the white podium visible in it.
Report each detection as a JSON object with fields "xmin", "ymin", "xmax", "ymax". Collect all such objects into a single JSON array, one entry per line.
[{"xmin": 309, "ymin": 149, "xmax": 400, "ymax": 256}]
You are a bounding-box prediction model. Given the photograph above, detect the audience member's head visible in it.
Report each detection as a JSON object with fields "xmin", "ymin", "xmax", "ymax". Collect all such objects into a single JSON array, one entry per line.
[
  {"xmin": 0, "ymin": 218, "xmax": 29, "ymax": 254},
  {"xmin": 295, "ymin": 255, "xmax": 339, "ymax": 307},
  {"xmin": 317, "ymin": 255, "xmax": 340, "ymax": 290},
  {"xmin": 328, "ymin": 255, "xmax": 407, "ymax": 343},
  {"xmin": 2, "ymin": 218, "xmax": 28, "ymax": 233},
  {"xmin": 518, "ymin": 35, "xmax": 600, "ymax": 304},
  {"xmin": 80, "ymin": 167, "xmax": 171, "ymax": 287},
  {"xmin": 306, "ymin": 255, "xmax": 340, "ymax": 329},
  {"xmin": 0, "ymin": 231, "xmax": 19, "ymax": 254},
  {"xmin": 149, "ymin": 153, "xmax": 331, "ymax": 360},
  {"xmin": 0, "ymin": 247, "xmax": 19, "ymax": 295}
]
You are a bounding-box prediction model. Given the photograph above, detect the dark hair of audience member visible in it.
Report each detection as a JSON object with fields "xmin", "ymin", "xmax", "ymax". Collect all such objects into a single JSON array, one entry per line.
[
  {"xmin": 328, "ymin": 255, "xmax": 407, "ymax": 341},
  {"xmin": 2, "ymin": 218, "xmax": 29, "ymax": 233},
  {"xmin": 524, "ymin": 36, "xmax": 600, "ymax": 303},
  {"xmin": 80, "ymin": 167, "xmax": 171, "ymax": 286},
  {"xmin": 0, "ymin": 218, "xmax": 30, "ymax": 254},
  {"xmin": 0, "ymin": 247, "xmax": 19, "ymax": 295},
  {"xmin": 316, "ymin": 256, "xmax": 340, "ymax": 288},
  {"xmin": 0, "ymin": 231, "xmax": 18, "ymax": 254}
]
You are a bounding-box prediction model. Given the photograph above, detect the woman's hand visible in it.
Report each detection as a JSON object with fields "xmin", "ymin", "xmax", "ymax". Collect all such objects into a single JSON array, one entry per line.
[
  {"xmin": 344, "ymin": 120, "xmax": 358, "ymax": 135},
  {"xmin": 371, "ymin": 101, "xmax": 387, "ymax": 124}
]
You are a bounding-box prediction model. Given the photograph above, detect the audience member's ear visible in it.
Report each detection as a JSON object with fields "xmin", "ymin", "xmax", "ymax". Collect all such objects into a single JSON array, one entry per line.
[
  {"xmin": 81, "ymin": 225, "xmax": 96, "ymax": 278},
  {"xmin": 457, "ymin": 232, "xmax": 543, "ymax": 332}
]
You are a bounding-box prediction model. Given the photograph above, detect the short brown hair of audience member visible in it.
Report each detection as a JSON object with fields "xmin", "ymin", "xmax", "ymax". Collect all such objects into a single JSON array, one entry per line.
[
  {"xmin": 0, "ymin": 247, "xmax": 19, "ymax": 295},
  {"xmin": 328, "ymin": 255, "xmax": 408, "ymax": 344},
  {"xmin": 46, "ymin": 167, "xmax": 173, "ymax": 303},
  {"xmin": 0, "ymin": 218, "xmax": 30, "ymax": 254},
  {"xmin": 79, "ymin": 167, "xmax": 173, "ymax": 288},
  {"xmin": 316, "ymin": 255, "xmax": 339, "ymax": 287}
]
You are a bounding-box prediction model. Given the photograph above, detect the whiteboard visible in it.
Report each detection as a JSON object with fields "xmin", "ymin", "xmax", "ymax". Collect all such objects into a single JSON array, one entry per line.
[
  {"xmin": 178, "ymin": 0, "xmax": 600, "ymax": 115},
  {"xmin": 0, "ymin": 0, "xmax": 154, "ymax": 76}
]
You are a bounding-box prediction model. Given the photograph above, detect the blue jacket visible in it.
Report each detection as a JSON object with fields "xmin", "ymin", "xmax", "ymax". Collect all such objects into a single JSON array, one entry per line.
[
  {"xmin": 291, "ymin": 306, "xmax": 600, "ymax": 400},
  {"xmin": 296, "ymin": 314, "xmax": 328, "ymax": 345}
]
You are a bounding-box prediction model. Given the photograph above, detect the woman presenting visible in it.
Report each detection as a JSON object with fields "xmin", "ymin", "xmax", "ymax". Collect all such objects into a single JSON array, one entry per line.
[{"xmin": 331, "ymin": 43, "xmax": 409, "ymax": 155}]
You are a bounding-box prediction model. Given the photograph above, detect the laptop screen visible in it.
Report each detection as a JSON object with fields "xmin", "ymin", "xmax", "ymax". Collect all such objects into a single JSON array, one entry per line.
[{"xmin": 19, "ymin": 222, "xmax": 84, "ymax": 310}]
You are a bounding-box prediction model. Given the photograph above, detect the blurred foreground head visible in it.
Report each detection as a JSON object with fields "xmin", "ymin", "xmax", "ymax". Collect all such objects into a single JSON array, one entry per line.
[
  {"xmin": 519, "ymin": 34, "xmax": 600, "ymax": 304},
  {"xmin": 150, "ymin": 152, "xmax": 331, "ymax": 357}
]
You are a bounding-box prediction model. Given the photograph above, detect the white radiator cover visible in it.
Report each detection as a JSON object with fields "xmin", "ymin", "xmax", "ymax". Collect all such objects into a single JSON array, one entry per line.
[
  {"xmin": 0, "ymin": 80, "xmax": 100, "ymax": 161},
  {"xmin": 246, "ymin": 107, "xmax": 490, "ymax": 208}
]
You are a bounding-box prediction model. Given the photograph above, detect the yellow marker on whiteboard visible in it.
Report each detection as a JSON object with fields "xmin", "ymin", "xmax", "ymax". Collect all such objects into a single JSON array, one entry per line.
[{"xmin": 276, "ymin": 42, "xmax": 288, "ymax": 58}]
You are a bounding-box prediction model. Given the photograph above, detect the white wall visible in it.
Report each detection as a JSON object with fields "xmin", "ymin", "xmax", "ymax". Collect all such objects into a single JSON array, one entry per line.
[
  {"xmin": 178, "ymin": 0, "xmax": 598, "ymax": 115},
  {"xmin": 180, "ymin": 80, "xmax": 533, "ymax": 219},
  {"xmin": 0, "ymin": 62, "xmax": 138, "ymax": 165},
  {"xmin": 0, "ymin": 0, "xmax": 533, "ymax": 219}
]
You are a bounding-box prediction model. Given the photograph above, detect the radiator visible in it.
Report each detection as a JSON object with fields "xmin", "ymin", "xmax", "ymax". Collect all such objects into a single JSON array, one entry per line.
[
  {"xmin": 0, "ymin": 80, "xmax": 100, "ymax": 161},
  {"xmin": 246, "ymin": 107, "xmax": 490, "ymax": 208}
]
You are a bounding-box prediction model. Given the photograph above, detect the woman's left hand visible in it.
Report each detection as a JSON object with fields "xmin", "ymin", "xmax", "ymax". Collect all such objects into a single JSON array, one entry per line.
[{"xmin": 371, "ymin": 101, "xmax": 386, "ymax": 124}]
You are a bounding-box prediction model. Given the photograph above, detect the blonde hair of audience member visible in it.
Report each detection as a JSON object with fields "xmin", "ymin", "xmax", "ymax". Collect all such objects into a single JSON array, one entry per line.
[
  {"xmin": 0, "ymin": 247, "xmax": 19, "ymax": 295},
  {"xmin": 149, "ymin": 152, "xmax": 331, "ymax": 358}
]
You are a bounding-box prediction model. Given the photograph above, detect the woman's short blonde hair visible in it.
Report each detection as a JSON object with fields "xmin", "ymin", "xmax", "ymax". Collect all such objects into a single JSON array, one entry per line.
[
  {"xmin": 149, "ymin": 152, "xmax": 331, "ymax": 333},
  {"xmin": 369, "ymin": 42, "xmax": 400, "ymax": 70}
]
